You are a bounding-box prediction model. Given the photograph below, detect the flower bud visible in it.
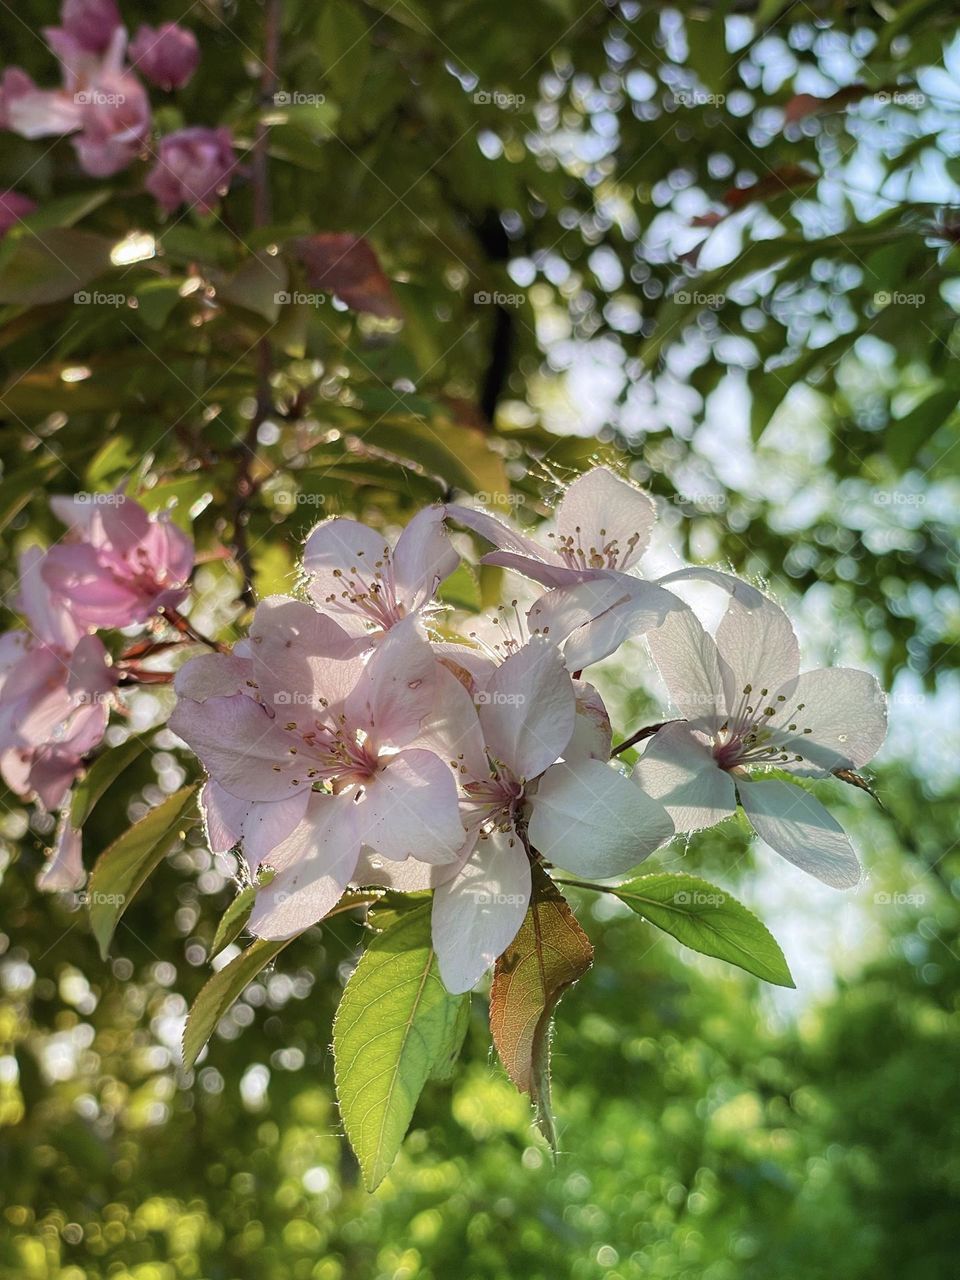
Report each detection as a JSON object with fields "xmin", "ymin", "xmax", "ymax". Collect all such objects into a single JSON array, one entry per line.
[
  {"xmin": 60, "ymin": 0, "xmax": 122, "ymax": 54},
  {"xmin": 129, "ymin": 23, "xmax": 200, "ymax": 92},
  {"xmin": 145, "ymin": 126, "xmax": 236, "ymax": 214},
  {"xmin": 0, "ymin": 189, "xmax": 37, "ymax": 236}
]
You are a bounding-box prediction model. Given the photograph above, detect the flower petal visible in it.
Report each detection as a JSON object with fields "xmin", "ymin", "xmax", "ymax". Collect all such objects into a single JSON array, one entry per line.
[
  {"xmin": 529, "ymin": 576, "xmax": 681, "ymax": 670},
  {"xmin": 346, "ymin": 616, "xmax": 441, "ymax": 749},
  {"xmin": 201, "ymin": 780, "xmax": 310, "ymax": 871},
  {"xmin": 555, "ymin": 466, "xmax": 655, "ymax": 570},
  {"xmin": 431, "ymin": 827, "xmax": 531, "ymax": 993},
  {"xmin": 352, "ymin": 748, "xmax": 465, "ymax": 864},
  {"xmin": 302, "ymin": 517, "xmax": 392, "ymax": 626},
  {"xmin": 446, "ymin": 503, "xmax": 552, "ymax": 565},
  {"xmin": 174, "ymin": 651, "xmax": 256, "ymax": 701},
  {"xmin": 36, "ymin": 816, "xmax": 85, "ymax": 892},
  {"xmin": 353, "ymin": 844, "xmax": 466, "ymax": 892},
  {"xmin": 771, "ymin": 666, "xmax": 887, "ymax": 775},
  {"xmin": 564, "ymin": 680, "xmax": 612, "ymax": 762},
  {"xmin": 528, "ymin": 757, "xmax": 674, "ymax": 876},
  {"xmin": 714, "ymin": 593, "xmax": 800, "ymax": 717},
  {"xmin": 249, "ymin": 595, "xmax": 364, "ymax": 720},
  {"xmin": 478, "ymin": 636, "xmax": 574, "ymax": 779},
  {"xmin": 249, "ymin": 792, "xmax": 360, "ymax": 938},
  {"xmin": 737, "ymin": 777, "xmax": 861, "ymax": 888},
  {"xmin": 391, "ymin": 505, "xmax": 459, "ymax": 609},
  {"xmin": 644, "ymin": 605, "xmax": 727, "ymax": 727},
  {"xmin": 634, "ymin": 722, "xmax": 736, "ymax": 833},
  {"xmin": 170, "ymin": 693, "xmax": 307, "ymax": 801}
]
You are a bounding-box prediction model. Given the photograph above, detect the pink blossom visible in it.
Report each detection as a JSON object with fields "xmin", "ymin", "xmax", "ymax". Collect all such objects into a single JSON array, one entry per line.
[
  {"xmin": 59, "ymin": 0, "xmax": 122, "ymax": 54},
  {"xmin": 145, "ymin": 127, "xmax": 236, "ymax": 214},
  {"xmin": 635, "ymin": 596, "xmax": 887, "ymax": 887},
  {"xmin": 301, "ymin": 507, "xmax": 459, "ymax": 641},
  {"xmin": 129, "ymin": 23, "xmax": 199, "ymax": 91},
  {"xmin": 0, "ymin": 548, "xmax": 114, "ymax": 810},
  {"xmin": 4, "ymin": 28, "xmax": 150, "ymax": 177},
  {"xmin": 449, "ymin": 467, "xmax": 761, "ymax": 669},
  {"xmin": 0, "ymin": 190, "xmax": 36, "ymax": 236},
  {"xmin": 171, "ymin": 609, "xmax": 468, "ymax": 935},
  {"xmin": 42, "ymin": 494, "xmax": 194, "ymax": 628},
  {"xmin": 425, "ymin": 637, "xmax": 674, "ymax": 991}
]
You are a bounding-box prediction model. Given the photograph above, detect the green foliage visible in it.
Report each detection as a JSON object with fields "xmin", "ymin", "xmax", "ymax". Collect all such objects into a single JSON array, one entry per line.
[{"xmin": 333, "ymin": 904, "xmax": 469, "ymax": 1190}]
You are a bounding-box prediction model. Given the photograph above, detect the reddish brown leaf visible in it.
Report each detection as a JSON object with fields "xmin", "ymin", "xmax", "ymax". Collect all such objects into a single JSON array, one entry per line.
[
  {"xmin": 783, "ymin": 85, "xmax": 874, "ymax": 125},
  {"xmin": 691, "ymin": 164, "xmax": 817, "ymax": 227},
  {"xmin": 490, "ymin": 863, "xmax": 593, "ymax": 1148},
  {"xmin": 293, "ymin": 233, "xmax": 402, "ymax": 318}
]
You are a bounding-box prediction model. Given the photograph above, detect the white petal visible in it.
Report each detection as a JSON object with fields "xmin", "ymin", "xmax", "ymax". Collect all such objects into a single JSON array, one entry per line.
[
  {"xmin": 446, "ymin": 503, "xmax": 552, "ymax": 564},
  {"xmin": 714, "ymin": 593, "xmax": 800, "ymax": 718},
  {"xmin": 346, "ymin": 616, "xmax": 440, "ymax": 749},
  {"xmin": 634, "ymin": 722, "xmax": 736, "ymax": 833},
  {"xmin": 530, "ymin": 575, "xmax": 681, "ymax": 670},
  {"xmin": 644, "ymin": 606, "xmax": 727, "ymax": 726},
  {"xmin": 478, "ymin": 636, "xmax": 574, "ymax": 779},
  {"xmin": 432, "ymin": 827, "xmax": 531, "ymax": 993},
  {"xmin": 528, "ymin": 757, "xmax": 674, "ymax": 876},
  {"xmin": 555, "ymin": 466, "xmax": 656, "ymax": 570},
  {"xmin": 737, "ymin": 777, "xmax": 861, "ymax": 888},
  {"xmin": 564, "ymin": 680, "xmax": 612, "ymax": 762},
  {"xmin": 351, "ymin": 748, "xmax": 465, "ymax": 864},
  {"xmin": 391, "ymin": 506, "xmax": 459, "ymax": 609},
  {"xmin": 353, "ymin": 843, "xmax": 467, "ymax": 892},
  {"xmin": 771, "ymin": 666, "xmax": 887, "ymax": 775},
  {"xmin": 406, "ymin": 663, "xmax": 488, "ymax": 783},
  {"xmin": 36, "ymin": 817, "xmax": 84, "ymax": 892},
  {"xmin": 302, "ymin": 517, "xmax": 392, "ymax": 627},
  {"xmin": 249, "ymin": 793, "xmax": 360, "ymax": 937}
]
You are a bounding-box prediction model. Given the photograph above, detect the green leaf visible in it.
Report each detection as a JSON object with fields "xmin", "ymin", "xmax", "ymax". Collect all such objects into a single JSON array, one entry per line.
[
  {"xmin": 885, "ymin": 387, "xmax": 958, "ymax": 471},
  {"xmin": 87, "ymin": 785, "xmax": 199, "ymax": 960},
  {"xmin": 333, "ymin": 903, "xmax": 468, "ymax": 1190},
  {"xmin": 574, "ymin": 873, "xmax": 794, "ymax": 988},
  {"xmin": 317, "ymin": 0, "xmax": 371, "ymax": 99},
  {"xmin": 0, "ymin": 229, "xmax": 114, "ymax": 305},
  {"xmin": 209, "ymin": 886, "xmax": 257, "ymax": 959},
  {"xmin": 70, "ymin": 737, "xmax": 148, "ymax": 828},
  {"xmin": 183, "ymin": 936, "xmax": 292, "ymax": 1071}
]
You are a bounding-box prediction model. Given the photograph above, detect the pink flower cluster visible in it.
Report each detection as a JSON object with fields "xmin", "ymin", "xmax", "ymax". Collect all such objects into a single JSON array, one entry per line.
[
  {"xmin": 170, "ymin": 469, "xmax": 887, "ymax": 993},
  {"xmin": 1, "ymin": 494, "xmax": 193, "ymax": 884},
  {"xmin": 0, "ymin": 0, "xmax": 233, "ymax": 220}
]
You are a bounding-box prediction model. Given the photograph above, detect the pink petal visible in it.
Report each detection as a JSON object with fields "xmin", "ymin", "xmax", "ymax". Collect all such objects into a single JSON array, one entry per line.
[
  {"xmin": 737, "ymin": 777, "xmax": 861, "ymax": 888},
  {"xmin": 249, "ymin": 792, "xmax": 361, "ymax": 938},
  {"xmin": 302, "ymin": 517, "xmax": 391, "ymax": 627},
  {"xmin": 528, "ymin": 758, "xmax": 674, "ymax": 876},
  {"xmin": 565, "ymin": 680, "xmax": 612, "ymax": 762},
  {"xmin": 37, "ymin": 817, "xmax": 85, "ymax": 892},
  {"xmin": 446, "ymin": 503, "xmax": 553, "ymax": 566},
  {"xmin": 431, "ymin": 826, "xmax": 531, "ymax": 993},
  {"xmin": 249, "ymin": 595, "xmax": 365, "ymax": 724},
  {"xmin": 529, "ymin": 575, "xmax": 679, "ymax": 670},
  {"xmin": 352, "ymin": 749, "xmax": 465, "ymax": 864},
  {"xmin": 353, "ymin": 845, "xmax": 466, "ymax": 892},
  {"xmin": 17, "ymin": 546, "xmax": 82, "ymax": 650},
  {"xmin": 391, "ymin": 505, "xmax": 459, "ymax": 610},
  {"xmin": 201, "ymin": 780, "xmax": 310, "ymax": 871},
  {"xmin": 170, "ymin": 693, "xmax": 308, "ymax": 802},
  {"xmin": 346, "ymin": 616, "xmax": 441, "ymax": 750},
  {"xmin": 554, "ymin": 466, "xmax": 656, "ymax": 571},
  {"xmin": 478, "ymin": 636, "xmax": 575, "ymax": 780},
  {"xmin": 634, "ymin": 722, "xmax": 736, "ymax": 834},
  {"xmin": 174, "ymin": 651, "xmax": 256, "ymax": 701}
]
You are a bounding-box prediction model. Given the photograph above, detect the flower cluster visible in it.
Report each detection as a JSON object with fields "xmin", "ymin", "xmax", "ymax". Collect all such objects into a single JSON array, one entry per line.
[
  {"xmin": 165, "ymin": 468, "xmax": 887, "ymax": 993},
  {"xmin": 1, "ymin": 494, "xmax": 193, "ymax": 884},
  {"xmin": 0, "ymin": 0, "xmax": 233, "ymax": 230}
]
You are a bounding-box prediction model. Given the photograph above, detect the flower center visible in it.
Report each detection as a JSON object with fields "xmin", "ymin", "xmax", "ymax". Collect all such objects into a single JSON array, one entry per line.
[
  {"xmin": 713, "ymin": 683, "xmax": 816, "ymax": 772},
  {"xmin": 548, "ymin": 523, "xmax": 641, "ymax": 571},
  {"xmin": 323, "ymin": 546, "xmax": 406, "ymax": 632}
]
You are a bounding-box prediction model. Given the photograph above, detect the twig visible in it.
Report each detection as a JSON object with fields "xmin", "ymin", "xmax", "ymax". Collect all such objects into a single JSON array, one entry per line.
[
  {"xmin": 159, "ymin": 606, "xmax": 231, "ymax": 654},
  {"xmin": 610, "ymin": 721, "xmax": 675, "ymax": 757}
]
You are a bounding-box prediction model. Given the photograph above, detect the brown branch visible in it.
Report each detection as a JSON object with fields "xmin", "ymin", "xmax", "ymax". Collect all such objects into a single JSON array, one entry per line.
[
  {"xmin": 610, "ymin": 721, "xmax": 675, "ymax": 757},
  {"xmin": 159, "ymin": 606, "xmax": 231, "ymax": 654},
  {"xmin": 231, "ymin": 0, "xmax": 282, "ymax": 605}
]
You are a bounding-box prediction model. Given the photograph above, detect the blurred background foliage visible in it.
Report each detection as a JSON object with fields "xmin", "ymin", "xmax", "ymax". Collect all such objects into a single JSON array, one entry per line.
[{"xmin": 1, "ymin": 0, "xmax": 959, "ymax": 1276}]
